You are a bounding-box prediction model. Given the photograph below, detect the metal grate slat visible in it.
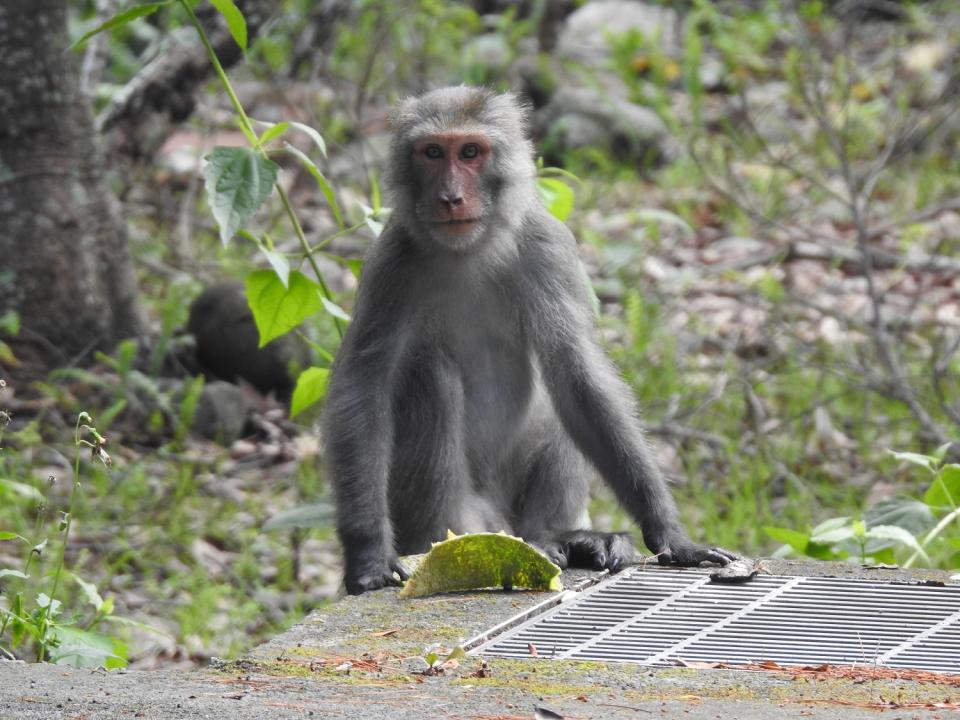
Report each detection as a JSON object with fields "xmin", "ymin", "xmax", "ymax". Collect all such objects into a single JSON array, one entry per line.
[{"xmin": 468, "ymin": 566, "xmax": 960, "ymax": 673}]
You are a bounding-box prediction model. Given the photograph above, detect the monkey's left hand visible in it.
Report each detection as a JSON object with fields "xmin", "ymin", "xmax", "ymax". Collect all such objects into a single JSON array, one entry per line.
[{"xmin": 656, "ymin": 540, "xmax": 739, "ymax": 567}]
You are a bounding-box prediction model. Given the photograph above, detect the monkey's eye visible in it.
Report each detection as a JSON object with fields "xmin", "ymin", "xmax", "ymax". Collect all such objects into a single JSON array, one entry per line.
[
  {"xmin": 424, "ymin": 145, "xmax": 443, "ymax": 159},
  {"xmin": 460, "ymin": 143, "xmax": 480, "ymax": 160}
]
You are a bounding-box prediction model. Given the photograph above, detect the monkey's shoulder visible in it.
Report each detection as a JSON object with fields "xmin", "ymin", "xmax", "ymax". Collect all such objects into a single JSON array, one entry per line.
[
  {"xmin": 521, "ymin": 206, "xmax": 578, "ymax": 251},
  {"xmin": 515, "ymin": 208, "xmax": 587, "ymax": 296}
]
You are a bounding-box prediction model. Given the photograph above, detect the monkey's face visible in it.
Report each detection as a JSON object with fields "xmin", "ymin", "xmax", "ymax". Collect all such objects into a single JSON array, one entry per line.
[{"xmin": 411, "ymin": 131, "xmax": 493, "ymax": 249}]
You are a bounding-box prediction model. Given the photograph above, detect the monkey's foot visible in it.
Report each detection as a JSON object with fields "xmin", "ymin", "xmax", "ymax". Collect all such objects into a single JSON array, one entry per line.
[
  {"xmin": 344, "ymin": 557, "xmax": 410, "ymax": 595},
  {"xmin": 538, "ymin": 530, "xmax": 635, "ymax": 573}
]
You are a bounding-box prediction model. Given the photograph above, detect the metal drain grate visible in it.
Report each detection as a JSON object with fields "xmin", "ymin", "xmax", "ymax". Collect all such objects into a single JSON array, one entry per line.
[{"xmin": 468, "ymin": 567, "xmax": 960, "ymax": 673}]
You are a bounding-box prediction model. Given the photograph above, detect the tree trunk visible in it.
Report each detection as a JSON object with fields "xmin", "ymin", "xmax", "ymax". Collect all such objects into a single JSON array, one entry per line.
[{"xmin": 0, "ymin": 0, "xmax": 145, "ymax": 370}]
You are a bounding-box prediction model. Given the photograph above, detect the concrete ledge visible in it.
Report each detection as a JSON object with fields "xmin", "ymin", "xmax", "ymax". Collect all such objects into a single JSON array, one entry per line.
[{"xmin": 2, "ymin": 559, "xmax": 958, "ymax": 719}]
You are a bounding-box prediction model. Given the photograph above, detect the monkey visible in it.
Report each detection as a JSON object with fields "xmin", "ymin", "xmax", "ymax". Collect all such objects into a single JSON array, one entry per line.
[{"xmin": 323, "ymin": 86, "xmax": 737, "ymax": 595}]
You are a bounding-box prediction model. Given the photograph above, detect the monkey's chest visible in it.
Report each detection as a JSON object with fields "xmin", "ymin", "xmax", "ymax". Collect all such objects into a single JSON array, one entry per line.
[
  {"xmin": 456, "ymin": 338, "xmax": 534, "ymax": 433},
  {"xmin": 406, "ymin": 288, "xmax": 537, "ymax": 447}
]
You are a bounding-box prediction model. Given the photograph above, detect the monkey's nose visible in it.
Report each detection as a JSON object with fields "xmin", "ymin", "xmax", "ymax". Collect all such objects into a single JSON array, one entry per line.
[{"xmin": 440, "ymin": 192, "xmax": 464, "ymax": 208}]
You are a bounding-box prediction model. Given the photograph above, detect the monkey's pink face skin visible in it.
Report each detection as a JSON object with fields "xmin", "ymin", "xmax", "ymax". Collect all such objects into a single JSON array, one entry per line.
[{"xmin": 413, "ymin": 132, "xmax": 491, "ymax": 236}]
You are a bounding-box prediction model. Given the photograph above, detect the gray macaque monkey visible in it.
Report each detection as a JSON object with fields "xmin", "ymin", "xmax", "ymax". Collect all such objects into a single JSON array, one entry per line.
[{"xmin": 324, "ymin": 86, "xmax": 737, "ymax": 594}]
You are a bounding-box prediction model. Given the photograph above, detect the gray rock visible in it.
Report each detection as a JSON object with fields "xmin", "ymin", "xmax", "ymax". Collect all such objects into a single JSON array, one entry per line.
[
  {"xmin": 557, "ymin": 1, "xmax": 679, "ymax": 63},
  {"xmin": 536, "ymin": 87, "xmax": 670, "ymax": 166},
  {"xmin": 463, "ymin": 33, "xmax": 512, "ymax": 80},
  {"xmin": 191, "ymin": 380, "xmax": 251, "ymax": 445}
]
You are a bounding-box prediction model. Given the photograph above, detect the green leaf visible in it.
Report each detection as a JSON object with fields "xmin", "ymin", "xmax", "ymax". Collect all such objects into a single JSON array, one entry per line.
[
  {"xmin": 0, "ymin": 531, "xmax": 27, "ymax": 542},
  {"xmin": 259, "ymin": 246, "xmax": 290, "ymax": 288},
  {"xmin": 289, "ymin": 121, "xmax": 328, "ymax": 158},
  {"xmin": 208, "ymin": 0, "xmax": 247, "ymax": 50},
  {"xmin": 865, "ymin": 525, "xmax": 929, "ymax": 562},
  {"xmin": 49, "ymin": 627, "xmax": 127, "ymax": 669},
  {"xmin": 203, "ymin": 147, "xmax": 279, "ymax": 246},
  {"xmin": 398, "ymin": 532, "xmax": 563, "ymax": 599},
  {"xmin": 290, "ymin": 367, "xmax": 330, "ymax": 418},
  {"xmin": 345, "ymin": 258, "xmax": 363, "ymax": 278},
  {"xmin": 811, "ymin": 525, "xmax": 856, "ymax": 545},
  {"xmin": 365, "ymin": 217, "xmax": 384, "ymax": 236},
  {"xmin": 323, "ymin": 253, "xmax": 364, "ymax": 279},
  {"xmin": 244, "ymin": 270, "xmax": 322, "ymax": 347},
  {"xmin": 924, "ymin": 465, "xmax": 960, "ymax": 509},
  {"xmin": 804, "ymin": 542, "xmax": 845, "ymax": 561},
  {"xmin": 0, "ymin": 341, "xmax": 16, "ymax": 365},
  {"xmin": 319, "ymin": 296, "xmax": 351, "ymax": 323},
  {"xmin": 36, "ymin": 593, "xmax": 61, "ymax": 617},
  {"xmin": 0, "ymin": 569, "xmax": 27, "ymax": 580},
  {"xmin": 762, "ymin": 526, "xmax": 809, "ymax": 554},
  {"xmin": 257, "ymin": 121, "xmax": 291, "ymax": 147},
  {"xmin": 71, "ymin": 1, "xmax": 170, "ymax": 49},
  {"xmin": 369, "ymin": 171, "xmax": 381, "ymax": 213},
  {"xmin": 237, "ymin": 230, "xmax": 290, "ymax": 288},
  {"xmin": 888, "ymin": 450, "xmax": 938, "ymax": 471},
  {"xmin": 864, "ymin": 497, "xmax": 936, "ymax": 536},
  {"xmin": 70, "ymin": 573, "xmax": 105, "ymax": 612},
  {"xmin": 262, "ymin": 502, "xmax": 334, "ymax": 531},
  {"xmin": 932, "ymin": 443, "xmax": 952, "ymax": 462},
  {"xmin": 283, "ymin": 144, "xmax": 344, "ymax": 228},
  {"xmin": 536, "ymin": 177, "xmax": 575, "ymax": 221},
  {"xmin": 810, "ymin": 516, "xmax": 851, "ymax": 535}
]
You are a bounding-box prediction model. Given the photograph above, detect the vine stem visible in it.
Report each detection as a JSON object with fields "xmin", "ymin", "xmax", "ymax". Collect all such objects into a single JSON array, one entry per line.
[{"xmin": 180, "ymin": 0, "xmax": 344, "ymax": 339}]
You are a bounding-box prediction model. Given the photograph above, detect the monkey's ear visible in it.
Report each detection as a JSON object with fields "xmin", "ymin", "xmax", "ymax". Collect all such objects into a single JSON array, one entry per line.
[
  {"xmin": 389, "ymin": 95, "xmax": 421, "ymax": 131},
  {"xmin": 503, "ymin": 91, "xmax": 533, "ymax": 122}
]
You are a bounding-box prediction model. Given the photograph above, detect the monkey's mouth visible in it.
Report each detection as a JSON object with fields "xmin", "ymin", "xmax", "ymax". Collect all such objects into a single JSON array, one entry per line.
[{"xmin": 436, "ymin": 218, "xmax": 481, "ymax": 233}]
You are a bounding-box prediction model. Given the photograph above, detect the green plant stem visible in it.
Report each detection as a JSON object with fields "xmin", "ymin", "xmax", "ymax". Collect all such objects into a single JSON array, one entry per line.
[
  {"xmin": 47, "ymin": 423, "xmax": 85, "ymax": 606},
  {"xmin": 180, "ymin": 1, "xmax": 257, "ymax": 145},
  {"xmin": 308, "ymin": 221, "xmax": 369, "ymax": 254},
  {"xmin": 904, "ymin": 505, "xmax": 960, "ymax": 569},
  {"xmin": 180, "ymin": 0, "xmax": 344, "ymax": 339},
  {"xmin": 277, "ymin": 186, "xmax": 345, "ymax": 339}
]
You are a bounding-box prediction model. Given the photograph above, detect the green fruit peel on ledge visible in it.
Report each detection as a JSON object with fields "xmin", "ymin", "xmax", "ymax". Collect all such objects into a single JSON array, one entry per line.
[{"xmin": 398, "ymin": 532, "xmax": 563, "ymax": 599}]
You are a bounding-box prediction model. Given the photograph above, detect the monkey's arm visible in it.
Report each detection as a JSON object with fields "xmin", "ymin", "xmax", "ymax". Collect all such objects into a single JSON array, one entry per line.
[
  {"xmin": 323, "ymin": 240, "xmax": 411, "ymax": 594},
  {"xmin": 526, "ymin": 215, "xmax": 735, "ymax": 566}
]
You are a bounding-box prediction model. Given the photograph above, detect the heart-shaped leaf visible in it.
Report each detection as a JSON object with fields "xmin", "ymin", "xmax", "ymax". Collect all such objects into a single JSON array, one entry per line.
[
  {"xmin": 204, "ymin": 147, "xmax": 279, "ymax": 245},
  {"xmin": 245, "ymin": 270, "xmax": 322, "ymax": 346}
]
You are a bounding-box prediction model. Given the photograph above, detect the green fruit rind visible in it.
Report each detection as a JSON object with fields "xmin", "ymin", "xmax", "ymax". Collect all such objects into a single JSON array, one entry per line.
[{"xmin": 398, "ymin": 532, "xmax": 563, "ymax": 599}]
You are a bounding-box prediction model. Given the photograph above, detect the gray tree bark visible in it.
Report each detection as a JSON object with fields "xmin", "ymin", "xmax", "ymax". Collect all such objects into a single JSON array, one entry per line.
[{"xmin": 0, "ymin": 0, "xmax": 146, "ymax": 369}]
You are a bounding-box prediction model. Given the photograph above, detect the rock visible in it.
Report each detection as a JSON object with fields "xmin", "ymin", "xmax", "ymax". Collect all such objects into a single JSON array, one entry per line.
[
  {"xmin": 557, "ymin": 1, "xmax": 679, "ymax": 64},
  {"xmin": 536, "ymin": 87, "xmax": 670, "ymax": 167},
  {"xmin": 463, "ymin": 33, "xmax": 512, "ymax": 81},
  {"xmin": 191, "ymin": 380, "xmax": 251, "ymax": 445}
]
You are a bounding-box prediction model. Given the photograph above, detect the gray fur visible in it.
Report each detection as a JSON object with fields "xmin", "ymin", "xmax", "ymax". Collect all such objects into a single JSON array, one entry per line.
[{"xmin": 324, "ymin": 87, "xmax": 735, "ymax": 594}]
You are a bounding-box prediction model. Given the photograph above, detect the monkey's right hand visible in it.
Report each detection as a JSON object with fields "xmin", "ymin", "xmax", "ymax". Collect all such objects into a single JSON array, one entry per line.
[{"xmin": 344, "ymin": 556, "xmax": 410, "ymax": 595}]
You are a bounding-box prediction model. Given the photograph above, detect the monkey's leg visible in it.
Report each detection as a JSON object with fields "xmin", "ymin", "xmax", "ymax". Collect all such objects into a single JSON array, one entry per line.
[
  {"xmin": 388, "ymin": 356, "xmax": 473, "ymax": 554},
  {"xmin": 513, "ymin": 423, "xmax": 636, "ymax": 573}
]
